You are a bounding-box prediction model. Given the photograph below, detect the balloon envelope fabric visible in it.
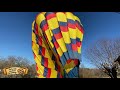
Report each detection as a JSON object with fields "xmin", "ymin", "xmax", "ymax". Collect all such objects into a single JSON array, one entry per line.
[{"xmin": 32, "ymin": 12, "xmax": 84, "ymax": 78}]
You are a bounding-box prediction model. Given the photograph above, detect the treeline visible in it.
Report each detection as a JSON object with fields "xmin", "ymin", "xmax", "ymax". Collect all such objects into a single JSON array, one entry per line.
[
  {"xmin": 0, "ymin": 56, "xmax": 110, "ymax": 78},
  {"xmin": 79, "ymin": 68, "xmax": 108, "ymax": 78},
  {"xmin": 0, "ymin": 56, "xmax": 37, "ymax": 78}
]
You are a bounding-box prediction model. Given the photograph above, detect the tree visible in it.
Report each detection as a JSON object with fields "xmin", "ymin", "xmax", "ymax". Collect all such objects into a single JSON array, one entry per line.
[{"xmin": 85, "ymin": 39, "xmax": 120, "ymax": 78}]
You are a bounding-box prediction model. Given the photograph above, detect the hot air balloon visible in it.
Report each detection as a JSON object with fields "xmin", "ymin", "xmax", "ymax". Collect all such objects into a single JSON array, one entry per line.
[{"xmin": 32, "ymin": 12, "xmax": 84, "ymax": 78}]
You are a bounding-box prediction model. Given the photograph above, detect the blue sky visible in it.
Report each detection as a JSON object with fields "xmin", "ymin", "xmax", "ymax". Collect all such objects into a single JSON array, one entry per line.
[
  {"xmin": 74, "ymin": 12, "xmax": 120, "ymax": 68},
  {"xmin": 0, "ymin": 12, "xmax": 120, "ymax": 68},
  {"xmin": 0, "ymin": 12, "xmax": 39, "ymax": 63}
]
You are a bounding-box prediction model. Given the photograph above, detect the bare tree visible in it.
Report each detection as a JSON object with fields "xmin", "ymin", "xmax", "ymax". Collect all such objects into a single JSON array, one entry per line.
[{"xmin": 85, "ymin": 38, "xmax": 120, "ymax": 78}]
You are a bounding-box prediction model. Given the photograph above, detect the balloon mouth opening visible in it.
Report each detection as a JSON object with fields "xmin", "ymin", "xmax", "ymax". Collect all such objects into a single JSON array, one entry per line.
[
  {"xmin": 66, "ymin": 59, "xmax": 80, "ymax": 65},
  {"xmin": 63, "ymin": 59, "xmax": 80, "ymax": 74},
  {"xmin": 64, "ymin": 59, "xmax": 80, "ymax": 69}
]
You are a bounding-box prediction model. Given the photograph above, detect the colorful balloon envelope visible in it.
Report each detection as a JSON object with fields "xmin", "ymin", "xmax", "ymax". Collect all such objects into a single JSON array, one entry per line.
[{"xmin": 32, "ymin": 12, "xmax": 84, "ymax": 78}]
